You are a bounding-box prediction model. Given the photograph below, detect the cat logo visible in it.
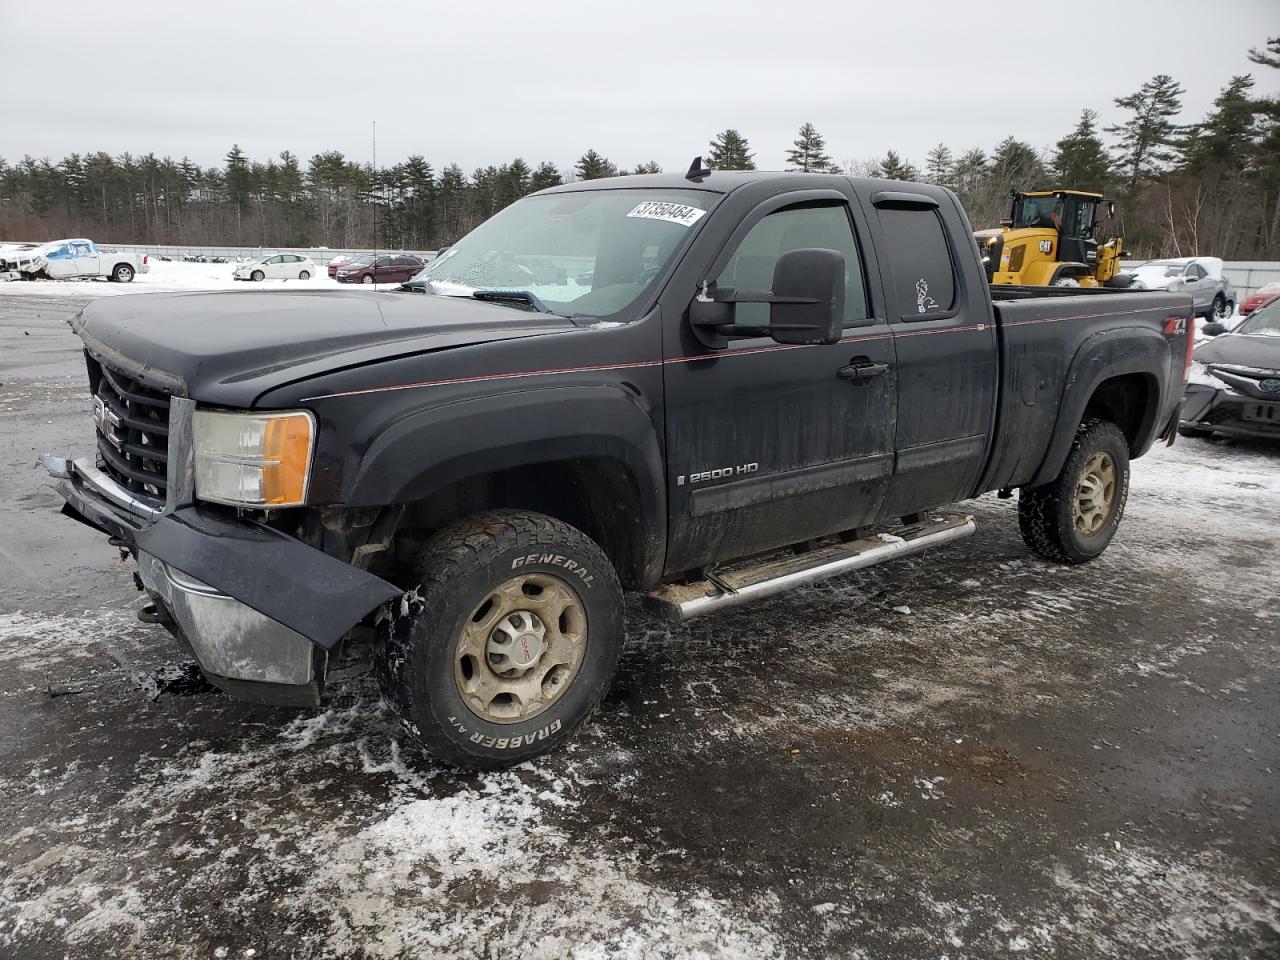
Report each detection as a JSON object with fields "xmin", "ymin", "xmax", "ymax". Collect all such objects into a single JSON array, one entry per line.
[{"xmin": 1038, "ymin": 240, "xmax": 1053, "ymax": 254}]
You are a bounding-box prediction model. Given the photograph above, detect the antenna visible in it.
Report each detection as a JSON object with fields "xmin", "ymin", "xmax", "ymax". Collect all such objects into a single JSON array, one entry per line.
[
  {"xmin": 685, "ymin": 155, "xmax": 711, "ymax": 182},
  {"xmin": 372, "ymin": 120, "xmax": 377, "ymax": 278}
]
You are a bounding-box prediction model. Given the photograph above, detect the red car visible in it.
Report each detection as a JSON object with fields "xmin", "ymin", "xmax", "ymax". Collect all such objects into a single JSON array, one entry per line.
[
  {"xmin": 334, "ymin": 254, "xmax": 424, "ymax": 284},
  {"xmin": 1240, "ymin": 282, "xmax": 1280, "ymax": 316}
]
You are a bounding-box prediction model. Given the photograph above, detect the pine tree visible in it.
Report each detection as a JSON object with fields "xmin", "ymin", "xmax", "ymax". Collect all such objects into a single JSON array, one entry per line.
[
  {"xmin": 1182, "ymin": 76, "xmax": 1259, "ymax": 174},
  {"xmin": 529, "ymin": 161, "xmax": 563, "ymax": 192},
  {"xmin": 924, "ymin": 144, "xmax": 955, "ymax": 187},
  {"xmin": 707, "ymin": 129, "xmax": 755, "ymax": 170},
  {"xmin": 1106, "ymin": 74, "xmax": 1186, "ymax": 191},
  {"xmin": 575, "ymin": 149, "xmax": 616, "ymax": 181},
  {"xmin": 876, "ymin": 149, "xmax": 918, "ymax": 181},
  {"xmin": 990, "ymin": 136, "xmax": 1045, "ymax": 189},
  {"xmin": 629, "ymin": 161, "xmax": 663, "ymax": 175},
  {"xmin": 1051, "ymin": 109, "xmax": 1112, "ymax": 192},
  {"xmin": 786, "ymin": 123, "xmax": 833, "ymax": 172}
]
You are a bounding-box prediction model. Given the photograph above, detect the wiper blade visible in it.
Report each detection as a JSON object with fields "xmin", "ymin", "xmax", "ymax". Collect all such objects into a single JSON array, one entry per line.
[{"xmin": 470, "ymin": 289, "xmax": 557, "ymax": 315}]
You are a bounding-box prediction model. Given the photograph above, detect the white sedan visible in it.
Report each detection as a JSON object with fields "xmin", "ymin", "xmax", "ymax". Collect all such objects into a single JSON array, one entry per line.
[{"xmin": 233, "ymin": 254, "xmax": 316, "ymax": 282}]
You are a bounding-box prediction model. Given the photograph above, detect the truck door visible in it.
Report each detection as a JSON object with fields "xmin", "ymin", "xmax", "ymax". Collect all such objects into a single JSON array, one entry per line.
[
  {"xmin": 663, "ymin": 191, "xmax": 898, "ymax": 574},
  {"xmin": 864, "ymin": 191, "xmax": 999, "ymax": 519},
  {"xmin": 72, "ymin": 241, "xmax": 101, "ymax": 276}
]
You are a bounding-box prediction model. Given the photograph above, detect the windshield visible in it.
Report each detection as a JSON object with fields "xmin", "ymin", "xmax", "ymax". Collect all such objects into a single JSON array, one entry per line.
[
  {"xmin": 418, "ymin": 189, "xmax": 716, "ymax": 318},
  {"xmin": 1234, "ymin": 299, "xmax": 1280, "ymax": 336},
  {"xmin": 1013, "ymin": 195, "xmax": 1064, "ymax": 230}
]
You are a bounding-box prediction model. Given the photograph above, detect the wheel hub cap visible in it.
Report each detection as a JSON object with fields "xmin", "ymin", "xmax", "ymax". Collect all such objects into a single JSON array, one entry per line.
[
  {"xmin": 454, "ymin": 573, "xmax": 588, "ymax": 724},
  {"xmin": 1073, "ymin": 451, "xmax": 1116, "ymax": 536},
  {"xmin": 487, "ymin": 610, "xmax": 547, "ymax": 675}
]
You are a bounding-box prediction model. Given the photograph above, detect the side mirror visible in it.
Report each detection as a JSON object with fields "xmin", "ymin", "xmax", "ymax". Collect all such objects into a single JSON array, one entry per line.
[
  {"xmin": 768, "ymin": 248, "xmax": 845, "ymax": 346},
  {"xmin": 1202, "ymin": 321, "xmax": 1226, "ymax": 337},
  {"xmin": 689, "ymin": 248, "xmax": 845, "ymax": 349}
]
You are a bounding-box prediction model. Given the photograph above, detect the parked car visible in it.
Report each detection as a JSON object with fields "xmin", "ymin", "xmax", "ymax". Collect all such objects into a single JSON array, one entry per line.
[
  {"xmin": 232, "ymin": 254, "xmax": 316, "ymax": 282},
  {"xmin": 0, "ymin": 238, "xmax": 149, "ymax": 282},
  {"xmin": 1240, "ymin": 281, "xmax": 1280, "ymax": 317},
  {"xmin": 1180, "ymin": 298, "xmax": 1280, "ymax": 440},
  {"xmin": 327, "ymin": 254, "xmax": 354, "ymax": 278},
  {"xmin": 335, "ymin": 254, "xmax": 424, "ymax": 284},
  {"xmin": 1128, "ymin": 256, "xmax": 1235, "ymax": 320},
  {"xmin": 45, "ymin": 170, "xmax": 1191, "ymax": 769}
]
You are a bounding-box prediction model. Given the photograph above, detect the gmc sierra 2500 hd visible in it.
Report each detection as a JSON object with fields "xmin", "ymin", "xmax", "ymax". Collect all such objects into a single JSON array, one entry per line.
[{"xmin": 45, "ymin": 166, "xmax": 1194, "ymax": 769}]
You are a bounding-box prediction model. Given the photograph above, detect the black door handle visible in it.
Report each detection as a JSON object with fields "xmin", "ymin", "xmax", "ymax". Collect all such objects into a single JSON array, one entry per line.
[{"xmin": 837, "ymin": 359, "xmax": 890, "ymax": 382}]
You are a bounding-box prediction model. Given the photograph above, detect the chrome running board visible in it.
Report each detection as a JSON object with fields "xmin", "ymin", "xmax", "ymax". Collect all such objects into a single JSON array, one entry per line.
[{"xmin": 643, "ymin": 514, "xmax": 975, "ymax": 623}]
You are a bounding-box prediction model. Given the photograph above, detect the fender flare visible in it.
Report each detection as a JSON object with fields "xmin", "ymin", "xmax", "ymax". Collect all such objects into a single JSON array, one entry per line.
[
  {"xmin": 344, "ymin": 382, "xmax": 666, "ymax": 582},
  {"xmin": 1049, "ymin": 263, "xmax": 1091, "ymax": 284},
  {"xmin": 1030, "ymin": 326, "xmax": 1169, "ymax": 487}
]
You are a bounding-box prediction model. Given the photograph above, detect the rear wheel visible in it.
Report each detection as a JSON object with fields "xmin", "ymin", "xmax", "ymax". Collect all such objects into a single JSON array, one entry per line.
[
  {"xmin": 111, "ymin": 263, "xmax": 134, "ymax": 283},
  {"xmin": 1051, "ymin": 276, "xmax": 1080, "ymax": 288},
  {"xmin": 1018, "ymin": 420, "xmax": 1130, "ymax": 564},
  {"xmin": 298, "ymin": 270, "xmax": 310, "ymax": 280},
  {"xmin": 377, "ymin": 510, "xmax": 624, "ymax": 770}
]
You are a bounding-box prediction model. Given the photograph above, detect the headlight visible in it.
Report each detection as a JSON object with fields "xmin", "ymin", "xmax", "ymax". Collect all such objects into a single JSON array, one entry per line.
[{"xmin": 193, "ymin": 410, "xmax": 315, "ymax": 507}]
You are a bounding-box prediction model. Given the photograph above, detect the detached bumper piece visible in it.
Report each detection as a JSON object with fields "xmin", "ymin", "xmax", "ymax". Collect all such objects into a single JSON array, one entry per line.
[
  {"xmin": 1182, "ymin": 383, "xmax": 1280, "ymax": 440},
  {"xmin": 50, "ymin": 456, "xmax": 401, "ymax": 706}
]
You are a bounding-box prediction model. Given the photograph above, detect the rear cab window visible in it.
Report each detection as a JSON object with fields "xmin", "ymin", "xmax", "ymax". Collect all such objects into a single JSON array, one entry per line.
[{"xmin": 874, "ymin": 205, "xmax": 957, "ymax": 320}]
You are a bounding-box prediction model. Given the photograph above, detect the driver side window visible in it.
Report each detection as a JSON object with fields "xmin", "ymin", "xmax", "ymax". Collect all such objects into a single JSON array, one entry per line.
[{"xmin": 716, "ymin": 203, "xmax": 869, "ymax": 329}]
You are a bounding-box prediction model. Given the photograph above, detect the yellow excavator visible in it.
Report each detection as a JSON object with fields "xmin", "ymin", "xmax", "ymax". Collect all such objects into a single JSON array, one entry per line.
[{"xmin": 975, "ymin": 189, "xmax": 1127, "ymax": 288}]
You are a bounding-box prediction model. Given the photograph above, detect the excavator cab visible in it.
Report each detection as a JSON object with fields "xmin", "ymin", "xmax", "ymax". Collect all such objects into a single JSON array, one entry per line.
[{"xmin": 984, "ymin": 189, "xmax": 1122, "ymax": 288}]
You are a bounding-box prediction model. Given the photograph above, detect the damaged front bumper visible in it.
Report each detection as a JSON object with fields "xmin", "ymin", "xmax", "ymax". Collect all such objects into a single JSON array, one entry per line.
[
  {"xmin": 1182, "ymin": 382, "xmax": 1280, "ymax": 440},
  {"xmin": 46, "ymin": 455, "xmax": 400, "ymax": 706}
]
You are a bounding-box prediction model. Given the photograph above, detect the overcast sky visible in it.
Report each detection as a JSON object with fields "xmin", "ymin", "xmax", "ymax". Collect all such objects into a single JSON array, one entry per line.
[{"xmin": 2, "ymin": 0, "xmax": 1276, "ymax": 175}]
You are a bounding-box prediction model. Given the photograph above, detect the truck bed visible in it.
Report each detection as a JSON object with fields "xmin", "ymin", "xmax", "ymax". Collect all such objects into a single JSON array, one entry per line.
[{"xmin": 979, "ymin": 289, "xmax": 1190, "ymax": 494}]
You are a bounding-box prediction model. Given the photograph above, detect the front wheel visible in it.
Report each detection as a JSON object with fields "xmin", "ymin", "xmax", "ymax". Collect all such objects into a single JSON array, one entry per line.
[
  {"xmin": 251, "ymin": 270, "xmax": 265, "ymax": 282},
  {"xmin": 377, "ymin": 510, "xmax": 624, "ymax": 770},
  {"xmin": 1018, "ymin": 419, "xmax": 1130, "ymax": 564},
  {"xmin": 1051, "ymin": 276, "xmax": 1080, "ymax": 288},
  {"xmin": 1211, "ymin": 295, "xmax": 1231, "ymax": 321},
  {"xmin": 362, "ymin": 274, "xmax": 375, "ymax": 284}
]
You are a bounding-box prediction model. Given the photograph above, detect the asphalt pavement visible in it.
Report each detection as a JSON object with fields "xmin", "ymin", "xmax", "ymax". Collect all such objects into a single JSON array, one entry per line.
[{"xmin": 1, "ymin": 293, "xmax": 1277, "ymax": 959}]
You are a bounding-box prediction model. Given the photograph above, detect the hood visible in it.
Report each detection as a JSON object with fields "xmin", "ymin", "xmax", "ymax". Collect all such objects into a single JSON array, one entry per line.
[
  {"xmin": 73, "ymin": 289, "xmax": 577, "ymax": 407},
  {"xmin": 1195, "ymin": 330, "xmax": 1280, "ymax": 374}
]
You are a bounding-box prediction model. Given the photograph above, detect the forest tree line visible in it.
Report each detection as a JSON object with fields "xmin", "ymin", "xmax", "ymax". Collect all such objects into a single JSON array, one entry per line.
[{"xmin": 2, "ymin": 37, "xmax": 1277, "ymax": 259}]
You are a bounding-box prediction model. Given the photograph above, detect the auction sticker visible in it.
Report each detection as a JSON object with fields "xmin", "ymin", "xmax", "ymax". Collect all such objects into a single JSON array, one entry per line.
[{"xmin": 626, "ymin": 202, "xmax": 707, "ymax": 227}]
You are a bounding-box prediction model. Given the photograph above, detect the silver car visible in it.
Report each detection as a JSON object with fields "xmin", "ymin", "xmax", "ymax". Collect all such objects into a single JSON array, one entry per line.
[{"xmin": 1128, "ymin": 256, "xmax": 1236, "ymax": 321}]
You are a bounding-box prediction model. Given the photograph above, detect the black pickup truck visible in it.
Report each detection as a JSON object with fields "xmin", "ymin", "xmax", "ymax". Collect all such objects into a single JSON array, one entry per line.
[{"xmin": 45, "ymin": 168, "xmax": 1194, "ymax": 768}]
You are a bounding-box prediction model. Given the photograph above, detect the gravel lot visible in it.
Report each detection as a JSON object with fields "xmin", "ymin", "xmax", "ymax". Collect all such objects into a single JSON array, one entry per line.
[{"xmin": 1, "ymin": 292, "xmax": 1277, "ymax": 959}]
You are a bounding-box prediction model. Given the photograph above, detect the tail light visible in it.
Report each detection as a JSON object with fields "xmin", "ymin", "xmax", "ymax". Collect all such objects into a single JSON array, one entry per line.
[
  {"xmin": 143, "ymin": 255, "xmax": 149, "ymax": 265},
  {"xmin": 1164, "ymin": 313, "xmax": 1196, "ymax": 383}
]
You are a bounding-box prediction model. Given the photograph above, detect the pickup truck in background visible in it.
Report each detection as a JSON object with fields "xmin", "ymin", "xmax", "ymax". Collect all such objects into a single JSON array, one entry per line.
[
  {"xmin": 1, "ymin": 238, "xmax": 149, "ymax": 282},
  {"xmin": 45, "ymin": 167, "xmax": 1194, "ymax": 769}
]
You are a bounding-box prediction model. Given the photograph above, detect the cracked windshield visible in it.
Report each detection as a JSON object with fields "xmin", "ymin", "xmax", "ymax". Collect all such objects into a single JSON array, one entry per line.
[{"xmin": 416, "ymin": 189, "xmax": 715, "ymax": 317}]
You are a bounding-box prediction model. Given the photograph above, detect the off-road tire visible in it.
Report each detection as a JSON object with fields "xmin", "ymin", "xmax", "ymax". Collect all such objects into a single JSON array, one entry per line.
[
  {"xmin": 377, "ymin": 510, "xmax": 624, "ymax": 770},
  {"xmin": 1018, "ymin": 419, "xmax": 1130, "ymax": 564},
  {"xmin": 111, "ymin": 263, "xmax": 134, "ymax": 283}
]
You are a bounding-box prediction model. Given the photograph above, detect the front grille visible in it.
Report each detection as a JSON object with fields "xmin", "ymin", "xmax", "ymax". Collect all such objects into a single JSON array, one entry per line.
[{"xmin": 86, "ymin": 354, "xmax": 171, "ymax": 503}]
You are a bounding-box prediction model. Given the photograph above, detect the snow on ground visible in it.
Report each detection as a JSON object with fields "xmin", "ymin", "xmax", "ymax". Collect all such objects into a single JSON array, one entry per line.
[{"xmin": 0, "ymin": 258, "xmax": 405, "ymax": 296}]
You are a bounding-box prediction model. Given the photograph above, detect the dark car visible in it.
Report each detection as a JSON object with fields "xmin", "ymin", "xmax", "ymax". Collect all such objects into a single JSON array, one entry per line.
[
  {"xmin": 335, "ymin": 254, "xmax": 424, "ymax": 284},
  {"xmin": 1181, "ymin": 299, "xmax": 1280, "ymax": 440}
]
